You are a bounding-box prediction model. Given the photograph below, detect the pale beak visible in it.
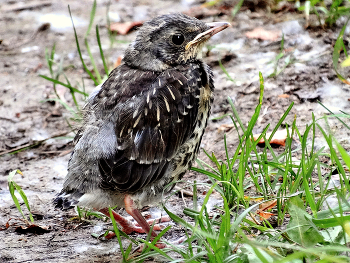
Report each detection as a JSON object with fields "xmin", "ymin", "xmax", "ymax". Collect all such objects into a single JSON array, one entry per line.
[{"xmin": 185, "ymin": 22, "xmax": 231, "ymax": 50}]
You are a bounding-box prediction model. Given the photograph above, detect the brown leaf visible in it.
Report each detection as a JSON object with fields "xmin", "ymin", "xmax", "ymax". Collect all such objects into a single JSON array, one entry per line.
[
  {"xmin": 253, "ymin": 129, "xmax": 288, "ymax": 147},
  {"xmin": 15, "ymin": 224, "xmax": 51, "ymax": 234},
  {"xmin": 109, "ymin": 21, "xmax": 143, "ymax": 35},
  {"xmin": 183, "ymin": 6, "xmax": 222, "ymax": 19},
  {"xmin": 218, "ymin": 123, "xmax": 235, "ymax": 133},
  {"xmin": 245, "ymin": 27, "xmax": 281, "ymax": 41},
  {"xmin": 257, "ymin": 200, "xmax": 277, "ymax": 220},
  {"xmin": 278, "ymin": 94, "xmax": 290, "ymax": 98},
  {"xmin": 258, "ymin": 211, "xmax": 275, "ymax": 220},
  {"xmin": 114, "ymin": 55, "xmax": 123, "ymax": 68},
  {"xmin": 259, "ymin": 199, "xmax": 277, "ymax": 211},
  {"xmin": 0, "ymin": 221, "xmax": 10, "ymax": 231}
]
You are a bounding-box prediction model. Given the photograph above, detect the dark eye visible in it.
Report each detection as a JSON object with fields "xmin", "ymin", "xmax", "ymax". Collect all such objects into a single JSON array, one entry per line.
[{"xmin": 172, "ymin": 34, "xmax": 185, "ymax": 45}]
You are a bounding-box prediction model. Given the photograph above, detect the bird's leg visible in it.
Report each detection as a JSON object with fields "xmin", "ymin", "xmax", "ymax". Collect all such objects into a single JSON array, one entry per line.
[
  {"xmin": 124, "ymin": 195, "xmax": 166, "ymax": 250},
  {"xmin": 98, "ymin": 208, "xmax": 162, "ymax": 235},
  {"xmin": 124, "ymin": 195, "xmax": 158, "ymax": 237}
]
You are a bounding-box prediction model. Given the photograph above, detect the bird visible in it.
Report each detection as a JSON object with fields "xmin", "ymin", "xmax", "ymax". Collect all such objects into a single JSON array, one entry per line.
[{"xmin": 54, "ymin": 13, "xmax": 230, "ymax": 242}]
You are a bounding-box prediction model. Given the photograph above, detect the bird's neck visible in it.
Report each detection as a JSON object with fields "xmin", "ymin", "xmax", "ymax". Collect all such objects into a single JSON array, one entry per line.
[{"xmin": 123, "ymin": 46, "xmax": 171, "ymax": 72}]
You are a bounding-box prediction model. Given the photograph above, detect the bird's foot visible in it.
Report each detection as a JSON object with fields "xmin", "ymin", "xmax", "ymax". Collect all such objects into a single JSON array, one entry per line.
[
  {"xmin": 121, "ymin": 222, "xmax": 163, "ymax": 235},
  {"xmin": 98, "ymin": 207, "xmax": 163, "ymax": 236},
  {"xmin": 135, "ymin": 216, "xmax": 171, "ymax": 227}
]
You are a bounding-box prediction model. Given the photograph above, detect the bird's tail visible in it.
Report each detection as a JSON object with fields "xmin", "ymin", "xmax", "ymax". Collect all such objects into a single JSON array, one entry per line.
[{"xmin": 53, "ymin": 191, "xmax": 83, "ymax": 210}]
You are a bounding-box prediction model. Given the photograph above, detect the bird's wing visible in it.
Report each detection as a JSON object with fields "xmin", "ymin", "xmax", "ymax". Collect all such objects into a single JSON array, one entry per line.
[{"xmin": 91, "ymin": 63, "xmax": 207, "ymax": 193}]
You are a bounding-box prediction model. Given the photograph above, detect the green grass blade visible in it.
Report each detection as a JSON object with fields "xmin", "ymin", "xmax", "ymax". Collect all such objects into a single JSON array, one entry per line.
[
  {"xmin": 13, "ymin": 182, "xmax": 34, "ymax": 222},
  {"xmin": 39, "ymin": 75, "xmax": 88, "ymax": 96},
  {"xmin": 96, "ymin": 25, "xmax": 109, "ymax": 76},
  {"xmin": 68, "ymin": 5, "xmax": 98, "ymax": 85},
  {"xmin": 219, "ymin": 60, "xmax": 235, "ymax": 82},
  {"xmin": 108, "ymin": 207, "xmax": 125, "ymax": 260},
  {"xmin": 318, "ymin": 101, "xmax": 350, "ymax": 130},
  {"xmin": 232, "ymin": 0, "xmax": 244, "ymax": 17},
  {"xmin": 84, "ymin": 39, "xmax": 102, "ymax": 83},
  {"xmin": 85, "ymin": 0, "xmax": 96, "ymax": 37},
  {"xmin": 332, "ymin": 15, "xmax": 350, "ymax": 84}
]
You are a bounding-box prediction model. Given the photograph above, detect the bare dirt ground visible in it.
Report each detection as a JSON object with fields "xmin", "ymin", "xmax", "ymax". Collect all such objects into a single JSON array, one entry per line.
[{"xmin": 1, "ymin": 0, "xmax": 350, "ymax": 262}]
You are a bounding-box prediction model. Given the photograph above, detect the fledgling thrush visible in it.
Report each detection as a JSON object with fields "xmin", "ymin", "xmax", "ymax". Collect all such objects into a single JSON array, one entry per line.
[{"xmin": 54, "ymin": 13, "xmax": 230, "ymax": 241}]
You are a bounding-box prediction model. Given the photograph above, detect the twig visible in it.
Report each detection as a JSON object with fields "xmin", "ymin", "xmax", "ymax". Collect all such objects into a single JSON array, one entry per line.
[
  {"xmin": 0, "ymin": 131, "xmax": 71, "ymax": 156},
  {"xmin": 0, "ymin": 116, "xmax": 18, "ymax": 123},
  {"xmin": 174, "ymin": 186, "xmax": 194, "ymax": 197}
]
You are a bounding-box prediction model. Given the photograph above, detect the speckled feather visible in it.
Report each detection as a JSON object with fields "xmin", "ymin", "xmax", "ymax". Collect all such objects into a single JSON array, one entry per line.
[{"xmin": 54, "ymin": 13, "xmax": 216, "ymax": 210}]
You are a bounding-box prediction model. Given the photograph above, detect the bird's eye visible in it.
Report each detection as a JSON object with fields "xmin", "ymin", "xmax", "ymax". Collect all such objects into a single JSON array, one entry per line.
[{"xmin": 172, "ymin": 34, "xmax": 185, "ymax": 45}]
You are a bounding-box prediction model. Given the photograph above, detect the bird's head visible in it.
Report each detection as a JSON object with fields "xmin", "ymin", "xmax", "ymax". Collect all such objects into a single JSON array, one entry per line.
[{"xmin": 123, "ymin": 13, "xmax": 230, "ymax": 72}]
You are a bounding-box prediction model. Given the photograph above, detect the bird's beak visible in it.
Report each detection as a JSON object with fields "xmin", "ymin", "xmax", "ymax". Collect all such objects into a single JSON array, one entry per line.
[{"xmin": 185, "ymin": 22, "xmax": 231, "ymax": 50}]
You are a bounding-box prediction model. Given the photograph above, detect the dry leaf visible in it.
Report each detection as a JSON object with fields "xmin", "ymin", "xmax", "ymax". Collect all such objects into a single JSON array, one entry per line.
[
  {"xmin": 253, "ymin": 129, "xmax": 288, "ymax": 147},
  {"xmin": 258, "ymin": 211, "xmax": 275, "ymax": 219},
  {"xmin": 218, "ymin": 123, "xmax": 235, "ymax": 133},
  {"xmin": 109, "ymin": 21, "xmax": 143, "ymax": 35},
  {"xmin": 183, "ymin": 6, "xmax": 222, "ymax": 19},
  {"xmin": 245, "ymin": 27, "xmax": 281, "ymax": 41},
  {"xmin": 257, "ymin": 200, "xmax": 277, "ymax": 220},
  {"xmin": 114, "ymin": 55, "xmax": 123, "ymax": 68},
  {"xmin": 259, "ymin": 199, "xmax": 277, "ymax": 211},
  {"xmin": 278, "ymin": 94, "xmax": 290, "ymax": 98},
  {"xmin": 244, "ymin": 196, "xmax": 264, "ymax": 202},
  {"xmin": 15, "ymin": 224, "xmax": 51, "ymax": 234},
  {"xmin": 0, "ymin": 221, "xmax": 10, "ymax": 231}
]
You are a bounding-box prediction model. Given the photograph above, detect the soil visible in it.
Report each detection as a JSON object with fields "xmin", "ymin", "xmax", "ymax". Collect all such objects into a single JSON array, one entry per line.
[{"xmin": 1, "ymin": 0, "xmax": 350, "ymax": 262}]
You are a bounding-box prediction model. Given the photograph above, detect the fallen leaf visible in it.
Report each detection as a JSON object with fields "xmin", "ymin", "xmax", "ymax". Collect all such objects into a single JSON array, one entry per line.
[
  {"xmin": 278, "ymin": 94, "xmax": 290, "ymax": 98},
  {"xmin": 109, "ymin": 21, "xmax": 143, "ymax": 35},
  {"xmin": 0, "ymin": 220, "xmax": 10, "ymax": 231},
  {"xmin": 259, "ymin": 199, "xmax": 277, "ymax": 211},
  {"xmin": 218, "ymin": 123, "xmax": 235, "ymax": 133},
  {"xmin": 258, "ymin": 211, "xmax": 275, "ymax": 220},
  {"xmin": 257, "ymin": 200, "xmax": 277, "ymax": 220},
  {"xmin": 15, "ymin": 224, "xmax": 51, "ymax": 234},
  {"xmin": 245, "ymin": 27, "xmax": 281, "ymax": 41},
  {"xmin": 253, "ymin": 129, "xmax": 288, "ymax": 147},
  {"xmin": 183, "ymin": 6, "xmax": 222, "ymax": 19},
  {"xmin": 244, "ymin": 196, "xmax": 264, "ymax": 202},
  {"xmin": 114, "ymin": 55, "xmax": 123, "ymax": 68}
]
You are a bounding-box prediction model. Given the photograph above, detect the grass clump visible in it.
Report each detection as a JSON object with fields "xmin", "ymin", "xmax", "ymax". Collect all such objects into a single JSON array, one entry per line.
[
  {"xmin": 8, "ymin": 170, "xmax": 34, "ymax": 223},
  {"xmin": 39, "ymin": 0, "xmax": 113, "ymax": 130},
  {"xmin": 298, "ymin": 0, "xmax": 350, "ymax": 27}
]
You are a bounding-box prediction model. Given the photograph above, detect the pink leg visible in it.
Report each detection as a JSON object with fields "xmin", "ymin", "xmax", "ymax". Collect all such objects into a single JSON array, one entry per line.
[
  {"xmin": 124, "ymin": 195, "xmax": 158, "ymax": 237},
  {"xmin": 124, "ymin": 195, "xmax": 167, "ymax": 249},
  {"xmin": 99, "ymin": 208, "xmax": 162, "ymax": 235}
]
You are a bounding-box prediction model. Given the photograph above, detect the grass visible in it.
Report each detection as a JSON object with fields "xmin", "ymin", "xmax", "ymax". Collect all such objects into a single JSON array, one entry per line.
[
  {"xmin": 39, "ymin": 0, "xmax": 112, "ymax": 130},
  {"xmin": 6, "ymin": 1, "xmax": 350, "ymax": 262},
  {"xmin": 268, "ymin": 34, "xmax": 297, "ymax": 78},
  {"xmin": 7, "ymin": 170, "xmax": 34, "ymax": 223},
  {"xmin": 297, "ymin": 0, "xmax": 350, "ymax": 27},
  {"xmin": 204, "ymin": 0, "xmax": 350, "ymax": 27}
]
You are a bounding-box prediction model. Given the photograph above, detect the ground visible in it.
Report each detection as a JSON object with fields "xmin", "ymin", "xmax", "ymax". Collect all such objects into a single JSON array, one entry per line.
[{"xmin": 1, "ymin": 0, "xmax": 350, "ymax": 262}]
